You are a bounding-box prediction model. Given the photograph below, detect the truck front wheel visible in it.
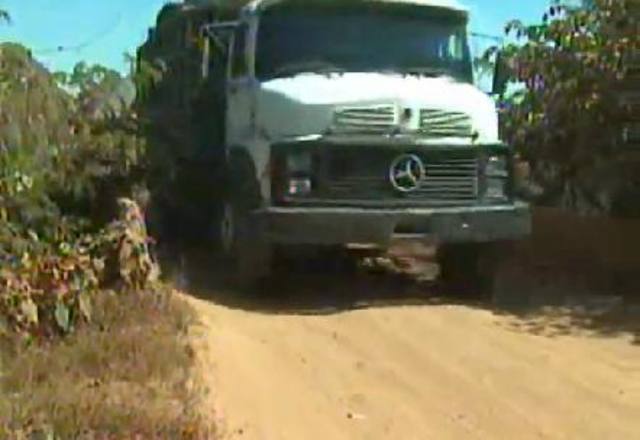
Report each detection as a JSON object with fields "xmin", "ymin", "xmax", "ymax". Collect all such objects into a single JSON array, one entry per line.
[
  {"xmin": 218, "ymin": 198, "xmax": 274, "ymax": 288},
  {"xmin": 218, "ymin": 201, "xmax": 236, "ymax": 256},
  {"xmin": 214, "ymin": 155, "xmax": 274, "ymax": 289}
]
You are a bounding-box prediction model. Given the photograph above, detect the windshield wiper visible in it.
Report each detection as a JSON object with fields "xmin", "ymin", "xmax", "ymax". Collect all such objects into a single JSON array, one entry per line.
[
  {"xmin": 400, "ymin": 67, "xmax": 452, "ymax": 77},
  {"xmin": 271, "ymin": 60, "xmax": 345, "ymax": 78}
]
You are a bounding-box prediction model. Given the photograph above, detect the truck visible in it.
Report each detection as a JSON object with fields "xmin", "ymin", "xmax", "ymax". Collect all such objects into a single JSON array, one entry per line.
[{"xmin": 138, "ymin": 0, "xmax": 531, "ymax": 290}]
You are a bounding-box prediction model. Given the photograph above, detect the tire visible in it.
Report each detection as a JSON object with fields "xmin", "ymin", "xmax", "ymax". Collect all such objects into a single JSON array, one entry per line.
[
  {"xmin": 436, "ymin": 242, "xmax": 507, "ymax": 297},
  {"xmin": 213, "ymin": 154, "xmax": 274, "ymax": 289},
  {"xmin": 233, "ymin": 208, "xmax": 274, "ymax": 289},
  {"xmin": 209, "ymin": 201, "xmax": 231, "ymax": 252}
]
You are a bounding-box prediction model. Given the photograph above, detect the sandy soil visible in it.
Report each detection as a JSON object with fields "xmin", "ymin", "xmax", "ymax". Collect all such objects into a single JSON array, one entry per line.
[{"xmin": 181, "ymin": 259, "xmax": 640, "ymax": 440}]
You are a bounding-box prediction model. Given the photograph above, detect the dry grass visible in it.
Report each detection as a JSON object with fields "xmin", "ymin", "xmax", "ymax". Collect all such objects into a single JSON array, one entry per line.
[{"xmin": 0, "ymin": 287, "xmax": 217, "ymax": 439}]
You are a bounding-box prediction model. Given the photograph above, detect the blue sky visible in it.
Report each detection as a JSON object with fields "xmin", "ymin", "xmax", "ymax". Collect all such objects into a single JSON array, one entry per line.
[{"xmin": 0, "ymin": 0, "xmax": 554, "ymax": 73}]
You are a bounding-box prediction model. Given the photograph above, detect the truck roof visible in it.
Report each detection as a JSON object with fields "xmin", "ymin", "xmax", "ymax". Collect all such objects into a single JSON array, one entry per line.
[
  {"xmin": 174, "ymin": 0, "xmax": 469, "ymax": 20},
  {"xmin": 244, "ymin": 0, "xmax": 469, "ymax": 14}
]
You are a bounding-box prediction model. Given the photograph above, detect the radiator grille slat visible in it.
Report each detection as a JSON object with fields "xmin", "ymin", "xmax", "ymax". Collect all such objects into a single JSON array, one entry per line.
[
  {"xmin": 419, "ymin": 109, "xmax": 473, "ymax": 138},
  {"xmin": 333, "ymin": 105, "xmax": 396, "ymax": 133}
]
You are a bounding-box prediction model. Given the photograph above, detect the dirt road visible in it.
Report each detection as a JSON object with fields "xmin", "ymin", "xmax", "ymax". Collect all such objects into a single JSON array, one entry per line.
[{"xmin": 180, "ymin": 260, "xmax": 640, "ymax": 440}]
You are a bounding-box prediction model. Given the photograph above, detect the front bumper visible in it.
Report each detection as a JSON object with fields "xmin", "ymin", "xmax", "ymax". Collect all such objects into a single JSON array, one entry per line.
[{"xmin": 252, "ymin": 202, "xmax": 531, "ymax": 247}]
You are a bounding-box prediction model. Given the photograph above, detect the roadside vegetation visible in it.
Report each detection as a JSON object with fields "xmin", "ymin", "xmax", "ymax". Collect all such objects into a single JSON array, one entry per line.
[
  {"xmin": 0, "ymin": 287, "xmax": 215, "ymax": 439},
  {"xmin": 0, "ymin": 13, "xmax": 216, "ymax": 437},
  {"xmin": 490, "ymin": 0, "xmax": 640, "ymax": 216}
]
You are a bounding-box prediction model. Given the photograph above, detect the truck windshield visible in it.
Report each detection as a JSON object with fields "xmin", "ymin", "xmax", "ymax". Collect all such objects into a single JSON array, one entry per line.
[{"xmin": 256, "ymin": 7, "xmax": 472, "ymax": 82}]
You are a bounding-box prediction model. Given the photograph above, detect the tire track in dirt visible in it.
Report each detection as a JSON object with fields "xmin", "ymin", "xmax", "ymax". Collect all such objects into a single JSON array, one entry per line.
[{"xmin": 180, "ymin": 263, "xmax": 640, "ymax": 440}]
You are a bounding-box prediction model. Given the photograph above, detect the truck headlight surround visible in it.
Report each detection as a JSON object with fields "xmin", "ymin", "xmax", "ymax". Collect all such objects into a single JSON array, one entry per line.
[
  {"xmin": 485, "ymin": 177, "xmax": 507, "ymax": 200},
  {"xmin": 284, "ymin": 151, "xmax": 313, "ymax": 196},
  {"xmin": 485, "ymin": 155, "xmax": 508, "ymax": 178},
  {"xmin": 286, "ymin": 151, "xmax": 312, "ymax": 174}
]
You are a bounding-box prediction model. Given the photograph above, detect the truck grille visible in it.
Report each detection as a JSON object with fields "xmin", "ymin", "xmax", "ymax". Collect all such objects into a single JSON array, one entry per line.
[
  {"xmin": 332, "ymin": 105, "xmax": 396, "ymax": 134},
  {"xmin": 320, "ymin": 149, "xmax": 479, "ymax": 206},
  {"xmin": 419, "ymin": 109, "xmax": 473, "ymax": 138}
]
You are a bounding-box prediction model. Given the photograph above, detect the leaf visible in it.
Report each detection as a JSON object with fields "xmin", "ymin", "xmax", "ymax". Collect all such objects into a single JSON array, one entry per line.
[
  {"xmin": 92, "ymin": 258, "xmax": 106, "ymax": 273},
  {"xmin": 20, "ymin": 298, "xmax": 38, "ymax": 325},
  {"xmin": 55, "ymin": 302, "xmax": 71, "ymax": 332},
  {"xmin": 78, "ymin": 292, "xmax": 92, "ymax": 322},
  {"xmin": 27, "ymin": 229, "xmax": 39, "ymax": 242},
  {"xmin": 0, "ymin": 315, "xmax": 9, "ymax": 335}
]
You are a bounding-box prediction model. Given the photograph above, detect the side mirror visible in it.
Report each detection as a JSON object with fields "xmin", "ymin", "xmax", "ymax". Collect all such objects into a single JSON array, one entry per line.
[
  {"xmin": 201, "ymin": 36, "xmax": 211, "ymax": 79},
  {"xmin": 492, "ymin": 52, "xmax": 508, "ymax": 96}
]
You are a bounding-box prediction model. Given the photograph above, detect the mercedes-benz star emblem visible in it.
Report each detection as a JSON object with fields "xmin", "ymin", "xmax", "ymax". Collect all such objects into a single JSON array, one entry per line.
[{"xmin": 389, "ymin": 154, "xmax": 426, "ymax": 193}]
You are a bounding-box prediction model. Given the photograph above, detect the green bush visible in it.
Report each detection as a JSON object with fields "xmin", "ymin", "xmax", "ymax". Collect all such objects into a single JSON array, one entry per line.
[
  {"xmin": 0, "ymin": 43, "xmax": 156, "ymax": 340},
  {"xmin": 491, "ymin": 0, "xmax": 640, "ymax": 215}
]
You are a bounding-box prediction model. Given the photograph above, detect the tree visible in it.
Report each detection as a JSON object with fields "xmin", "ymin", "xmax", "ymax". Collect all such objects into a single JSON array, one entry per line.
[
  {"xmin": 0, "ymin": 9, "xmax": 10, "ymax": 24},
  {"xmin": 492, "ymin": 0, "xmax": 640, "ymax": 215},
  {"xmin": 54, "ymin": 61, "xmax": 136, "ymax": 120}
]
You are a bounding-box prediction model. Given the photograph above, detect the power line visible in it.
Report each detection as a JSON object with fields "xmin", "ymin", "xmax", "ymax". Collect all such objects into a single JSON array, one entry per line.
[
  {"xmin": 32, "ymin": 12, "xmax": 123, "ymax": 55},
  {"xmin": 470, "ymin": 31, "xmax": 504, "ymax": 44}
]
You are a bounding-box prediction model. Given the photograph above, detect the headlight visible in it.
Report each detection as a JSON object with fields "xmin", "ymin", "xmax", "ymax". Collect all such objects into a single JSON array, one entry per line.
[
  {"xmin": 485, "ymin": 155, "xmax": 508, "ymax": 177},
  {"xmin": 485, "ymin": 177, "xmax": 507, "ymax": 200},
  {"xmin": 287, "ymin": 178, "xmax": 312, "ymax": 196},
  {"xmin": 286, "ymin": 151, "xmax": 312, "ymax": 174},
  {"xmin": 283, "ymin": 151, "xmax": 313, "ymax": 197}
]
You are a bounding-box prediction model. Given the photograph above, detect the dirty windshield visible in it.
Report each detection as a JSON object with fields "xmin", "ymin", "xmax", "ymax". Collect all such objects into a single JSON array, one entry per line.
[{"xmin": 256, "ymin": 7, "xmax": 472, "ymax": 82}]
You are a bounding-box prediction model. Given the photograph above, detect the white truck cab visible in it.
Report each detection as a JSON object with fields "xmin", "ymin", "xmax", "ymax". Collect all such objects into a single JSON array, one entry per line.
[{"xmin": 226, "ymin": 0, "xmax": 500, "ymax": 198}]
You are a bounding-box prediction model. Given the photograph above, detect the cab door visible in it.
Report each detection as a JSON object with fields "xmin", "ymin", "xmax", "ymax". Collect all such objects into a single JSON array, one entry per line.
[{"xmin": 226, "ymin": 21, "xmax": 256, "ymax": 147}]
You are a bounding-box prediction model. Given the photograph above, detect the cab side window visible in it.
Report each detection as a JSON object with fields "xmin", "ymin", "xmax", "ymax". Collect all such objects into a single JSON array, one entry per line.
[{"xmin": 231, "ymin": 24, "xmax": 248, "ymax": 77}]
